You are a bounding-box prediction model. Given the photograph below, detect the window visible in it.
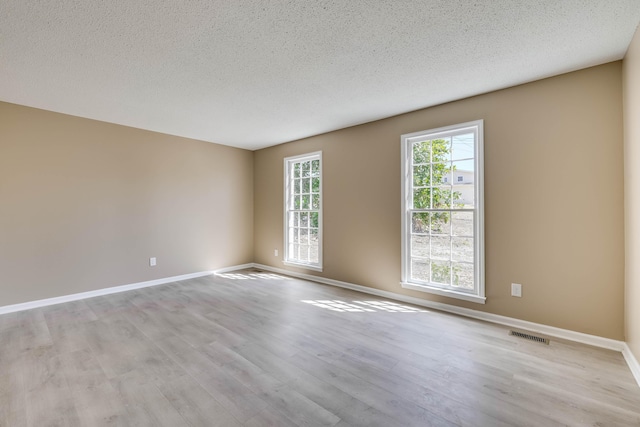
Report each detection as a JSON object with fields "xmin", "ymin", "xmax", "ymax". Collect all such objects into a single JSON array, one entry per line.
[
  {"xmin": 401, "ymin": 120, "xmax": 485, "ymax": 303},
  {"xmin": 284, "ymin": 152, "xmax": 322, "ymax": 271}
]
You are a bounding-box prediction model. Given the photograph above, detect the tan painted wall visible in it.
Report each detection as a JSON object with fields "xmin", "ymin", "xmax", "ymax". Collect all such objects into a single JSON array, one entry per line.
[
  {"xmin": 624, "ymin": 26, "xmax": 640, "ymax": 359},
  {"xmin": 0, "ymin": 102, "xmax": 253, "ymax": 306},
  {"xmin": 254, "ymin": 62, "xmax": 625, "ymax": 340}
]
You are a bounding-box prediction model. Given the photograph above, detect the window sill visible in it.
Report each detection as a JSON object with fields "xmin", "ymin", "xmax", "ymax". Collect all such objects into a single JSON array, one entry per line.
[
  {"xmin": 283, "ymin": 260, "xmax": 323, "ymax": 272},
  {"xmin": 400, "ymin": 282, "xmax": 486, "ymax": 304}
]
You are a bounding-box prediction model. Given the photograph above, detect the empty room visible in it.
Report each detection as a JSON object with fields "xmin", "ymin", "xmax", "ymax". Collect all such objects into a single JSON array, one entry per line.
[{"xmin": 2, "ymin": 1, "xmax": 640, "ymax": 426}]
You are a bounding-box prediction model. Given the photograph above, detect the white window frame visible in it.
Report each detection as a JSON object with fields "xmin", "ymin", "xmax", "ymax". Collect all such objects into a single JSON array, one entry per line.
[
  {"xmin": 283, "ymin": 151, "xmax": 323, "ymax": 271},
  {"xmin": 400, "ymin": 120, "xmax": 485, "ymax": 304}
]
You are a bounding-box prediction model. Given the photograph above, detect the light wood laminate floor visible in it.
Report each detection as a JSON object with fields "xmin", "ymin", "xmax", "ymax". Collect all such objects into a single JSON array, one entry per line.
[{"xmin": 1, "ymin": 269, "xmax": 639, "ymax": 426}]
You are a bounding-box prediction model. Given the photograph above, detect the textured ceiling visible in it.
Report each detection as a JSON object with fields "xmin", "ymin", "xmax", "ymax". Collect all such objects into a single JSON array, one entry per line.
[{"xmin": 1, "ymin": 1, "xmax": 640, "ymax": 150}]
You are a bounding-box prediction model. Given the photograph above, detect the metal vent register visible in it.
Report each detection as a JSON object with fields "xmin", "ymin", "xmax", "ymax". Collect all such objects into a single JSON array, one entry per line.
[{"xmin": 509, "ymin": 330, "xmax": 550, "ymax": 345}]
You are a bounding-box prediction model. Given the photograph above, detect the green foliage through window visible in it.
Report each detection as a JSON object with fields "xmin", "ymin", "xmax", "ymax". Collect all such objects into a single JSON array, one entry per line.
[{"xmin": 412, "ymin": 139, "xmax": 462, "ymax": 233}]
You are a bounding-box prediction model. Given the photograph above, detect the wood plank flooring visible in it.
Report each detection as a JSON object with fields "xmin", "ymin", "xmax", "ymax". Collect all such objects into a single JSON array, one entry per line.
[{"xmin": 1, "ymin": 269, "xmax": 639, "ymax": 426}]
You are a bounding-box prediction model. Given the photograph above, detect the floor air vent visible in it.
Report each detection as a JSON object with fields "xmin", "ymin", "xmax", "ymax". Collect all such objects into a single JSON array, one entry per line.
[{"xmin": 509, "ymin": 330, "xmax": 550, "ymax": 345}]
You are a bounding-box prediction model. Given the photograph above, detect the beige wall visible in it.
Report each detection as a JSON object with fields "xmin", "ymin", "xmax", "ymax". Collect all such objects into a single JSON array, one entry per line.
[
  {"xmin": 254, "ymin": 62, "xmax": 625, "ymax": 340},
  {"xmin": 624, "ymin": 26, "xmax": 640, "ymax": 359},
  {"xmin": 0, "ymin": 102, "xmax": 253, "ymax": 306}
]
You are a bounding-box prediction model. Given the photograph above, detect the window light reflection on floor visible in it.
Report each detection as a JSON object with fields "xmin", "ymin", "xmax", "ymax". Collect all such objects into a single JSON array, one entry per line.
[{"xmin": 301, "ymin": 300, "xmax": 428, "ymax": 313}]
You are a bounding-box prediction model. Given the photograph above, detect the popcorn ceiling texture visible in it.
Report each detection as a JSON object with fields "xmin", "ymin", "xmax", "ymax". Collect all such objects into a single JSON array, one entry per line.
[{"xmin": 1, "ymin": 1, "xmax": 639, "ymax": 150}]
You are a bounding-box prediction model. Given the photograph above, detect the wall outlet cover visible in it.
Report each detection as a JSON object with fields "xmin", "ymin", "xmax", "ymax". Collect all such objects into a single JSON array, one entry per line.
[{"xmin": 511, "ymin": 283, "xmax": 522, "ymax": 297}]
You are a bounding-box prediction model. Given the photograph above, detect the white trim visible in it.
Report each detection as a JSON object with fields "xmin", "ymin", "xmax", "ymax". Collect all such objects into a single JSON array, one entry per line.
[
  {"xmin": 400, "ymin": 120, "xmax": 485, "ymax": 303},
  {"xmin": 623, "ymin": 344, "xmax": 640, "ymax": 388},
  {"xmin": 0, "ymin": 270, "xmax": 216, "ymax": 315},
  {"xmin": 283, "ymin": 261, "xmax": 323, "ymax": 272},
  {"xmin": 476, "ymin": 120, "xmax": 485, "ymax": 300},
  {"xmin": 400, "ymin": 132, "xmax": 410, "ymax": 297},
  {"xmin": 283, "ymin": 151, "xmax": 323, "ymax": 270},
  {"xmin": 251, "ymin": 263, "xmax": 625, "ymax": 352},
  {"xmin": 401, "ymin": 281, "xmax": 486, "ymax": 304}
]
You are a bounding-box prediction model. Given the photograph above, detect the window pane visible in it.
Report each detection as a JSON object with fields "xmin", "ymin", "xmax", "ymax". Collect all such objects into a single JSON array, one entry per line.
[
  {"xmin": 452, "ymin": 133, "xmax": 474, "ymax": 161},
  {"xmin": 431, "ymin": 236, "xmax": 450, "ymax": 260},
  {"xmin": 431, "ymin": 163, "xmax": 452, "ymax": 186},
  {"xmin": 302, "ymin": 161, "xmax": 311, "ymax": 177},
  {"xmin": 431, "ymin": 138, "xmax": 451, "ymax": 163},
  {"xmin": 298, "ymin": 245, "xmax": 308, "ymax": 261},
  {"xmin": 413, "ymin": 188, "xmax": 431, "ymax": 209},
  {"xmin": 453, "ymin": 160, "xmax": 474, "ymax": 180},
  {"xmin": 413, "ymin": 141, "xmax": 431, "ymax": 164},
  {"xmin": 310, "ymin": 244, "xmax": 319, "ymax": 263},
  {"xmin": 293, "ymin": 163, "xmax": 300, "ymax": 177},
  {"xmin": 310, "ymin": 212, "xmax": 319, "ymax": 228},
  {"xmin": 453, "ymin": 185, "xmax": 473, "ymax": 208},
  {"xmin": 411, "ymin": 235, "xmax": 430, "ymax": 258},
  {"xmin": 452, "ymin": 262, "xmax": 474, "ymax": 289},
  {"xmin": 311, "ymin": 194, "xmax": 320, "ymax": 209},
  {"xmin": 413, "ymin": 165, "xmax": 430, "ymax": 187},
  {"xmin": 430, "ymin": 212, "xmax": 451, "ymax": 235},
  {"xmin": 452, "ymin": 212, "xmax": 473, "ymax": 236},
  {"xmin": 301, "ymin": 195, "xmax": 310, "ymax": 209},
  {"xmin": 431, "ymin": 261, "xmax": 451, "ymax": 284},
  {"xmin": 432, "ymin": 187, "xmax": 452, "ymax": 209},
  {"xmin": 294, "ymin": 179, "xmax": 301, "ymax": 194},
  {"xmin": 302, "ymin": 178, "xmax": 310, "ymax": 194},
  {"xmin": 294, "ymin": 195, "xmax": 301, "ymax": 209},
  {"xmin": 452, "ymin": 237, "xmax": 473, "ymax": 263},
  {"xmin": 300, "ymin": 212, "xmax": 308, "ymax": 227},
  {"xmin": 412, "ymin": 212, "xmax": 430, "ymax": 233},
  {"xmin": 411, "ymin": 258, "xmax": 430, "ymax": 282},
  {"xmin": 312, "ymin": 160, "xmax": 320, "ymax": 176},
  {"xmin": 289, "ymin": 228, "xmax": 298, "ymax": 244},
  {"xmin": 312, "ymin": 177, "xmax": 320, "ymax": 193}
]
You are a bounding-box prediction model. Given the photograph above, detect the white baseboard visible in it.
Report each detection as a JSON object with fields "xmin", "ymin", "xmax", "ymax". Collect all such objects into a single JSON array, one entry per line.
[
  {"xmin": 623, "ymin": 344, "xmax": 640, "ymax": 388},
  {"xmin": 250, "ymin": 263, "xmax": 625, "ymax": 352},
  {"xmin": 0, "ymin": 270, "xmax": 214, "ymax": 315}
]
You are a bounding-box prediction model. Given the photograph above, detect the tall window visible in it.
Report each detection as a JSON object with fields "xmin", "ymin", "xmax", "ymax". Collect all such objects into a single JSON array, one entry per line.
[
  {"xmin": 284, "ymin": 152, "xmax": 322, "ymax": 271},
  {"xmin": 401, "ymin": 121, "xmax": 485, "ymax": 303}
]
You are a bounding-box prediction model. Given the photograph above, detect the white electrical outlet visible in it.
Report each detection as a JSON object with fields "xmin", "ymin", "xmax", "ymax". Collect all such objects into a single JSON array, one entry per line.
[
  {"xmin": 150, "ymin": 257, "xmax": 157, "ymax": 267},
  {"xmin": 511, "ymin": 283, "xmax": 522, "ymax": 297},
  {"xmin": 274, "ymin": 249, "xmax": 278, "ymax": 257}
]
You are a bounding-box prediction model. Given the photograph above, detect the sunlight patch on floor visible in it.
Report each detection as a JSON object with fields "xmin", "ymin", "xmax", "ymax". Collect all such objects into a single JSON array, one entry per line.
[
  {"xmin": 216, "ymin": 272, "xmax": 288, "ymax": 280},
  {"xmin": 301, "ymin": 299, "xmax": 428, "ymax": 313}
]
